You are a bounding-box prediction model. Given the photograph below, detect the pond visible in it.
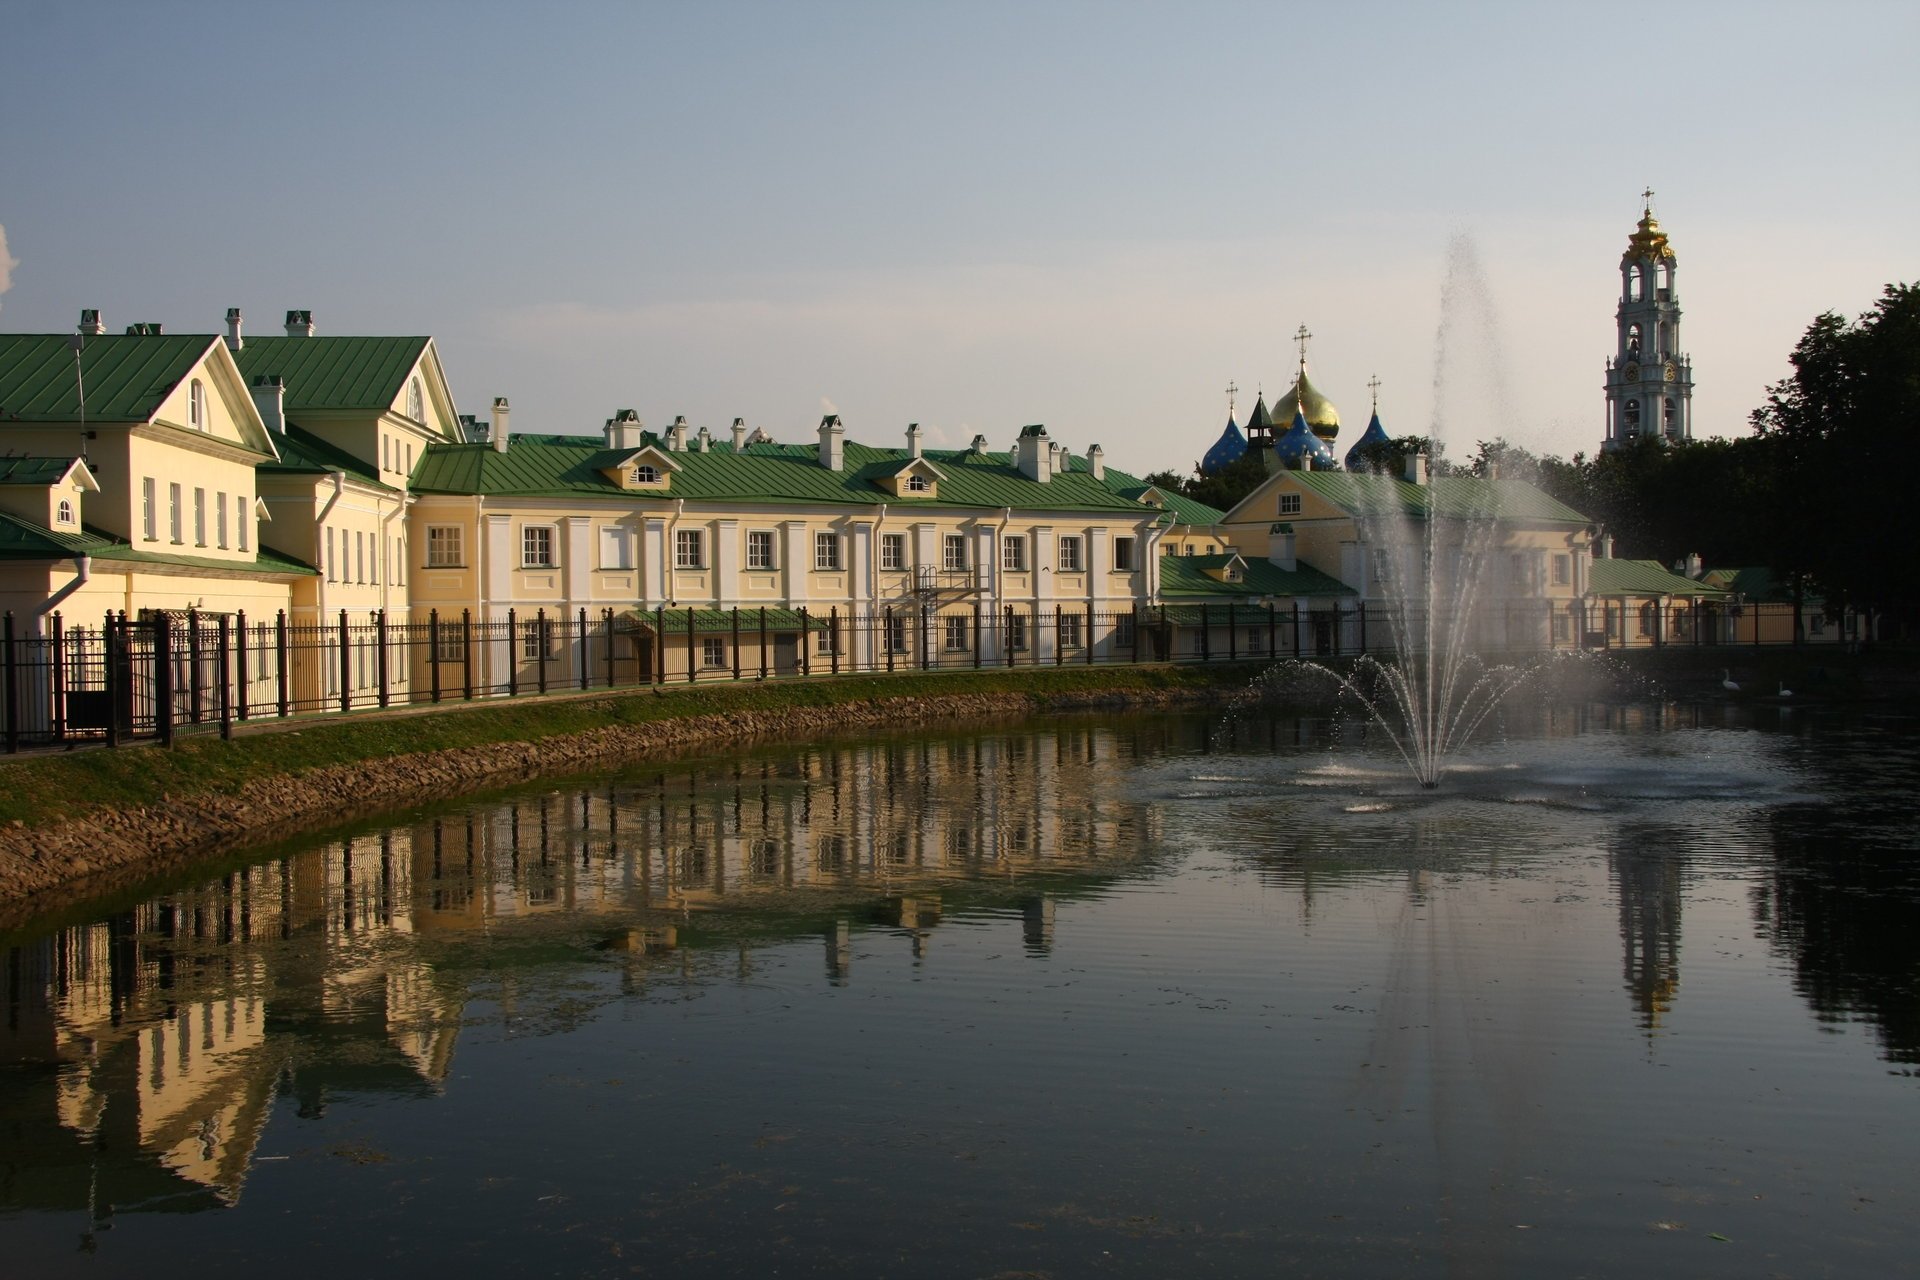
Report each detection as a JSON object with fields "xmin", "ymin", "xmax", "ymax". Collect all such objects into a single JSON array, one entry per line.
[{"xmin": 3, "ymin": 702, "xmax": 1918, "ymax": 1278}]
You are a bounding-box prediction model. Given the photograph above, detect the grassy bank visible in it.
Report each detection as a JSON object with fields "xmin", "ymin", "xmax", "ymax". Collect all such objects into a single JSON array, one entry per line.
[{"xmin": 0, "ymin": 664, "xmax": 1263, "ymax": 830}]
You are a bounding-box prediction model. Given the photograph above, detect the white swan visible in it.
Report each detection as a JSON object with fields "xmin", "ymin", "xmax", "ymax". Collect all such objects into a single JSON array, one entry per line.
[
  {"xmin": 1778, "ymin": 682, "xmax": 1793, "ymax": 698},
  {"xmin": 1721, "ymin": 669, "xmax": 1740, "ymax": 693}
]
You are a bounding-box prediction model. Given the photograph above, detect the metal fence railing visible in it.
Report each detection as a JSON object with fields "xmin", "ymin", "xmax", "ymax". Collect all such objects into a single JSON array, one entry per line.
[{"xmin": 0, "ymin": 599, "xmax": 1853, "ymax": 752}]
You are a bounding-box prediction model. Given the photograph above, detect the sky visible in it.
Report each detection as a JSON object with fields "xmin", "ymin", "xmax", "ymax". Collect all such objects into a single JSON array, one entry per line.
[{"xmin": 1, "ymin": 1, "xmax": 1914, "ymax": 476}]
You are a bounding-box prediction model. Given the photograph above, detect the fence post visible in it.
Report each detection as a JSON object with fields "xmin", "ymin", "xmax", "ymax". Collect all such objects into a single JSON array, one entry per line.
[
  {"xmin": 217, "ymin": 615, "xmax": 233, "ymax": 741},
  {"xmin": 537, "ymin": 609, "xmax": 549, "ymax": 694},
  {"xmin": 655, "ymin": 606, "xmax": 666, "ymax": 683},
  {"xmin": 1053, "ymin": 605, "xmax": 1063, "ymax": 666},
  {"xmin": 337, "ymin": 609, "xmax": 352, "ymax": 714},
  {"xmin": 885, "ymin": 607, "xmax": 895, "ymax": 674},
  {"xmin": 732, "ymin": 607, "xmax": 741, "ymax": 680},
  {"xmin": 829, "ymin": 607, "xmax": 839, "ymax": 676},
  {"xmin": 1005, "ymin": 607, "xmax": 1016, "ymax": 668},
  {"xmin": 103, "ymin": 614, "xmax": 121, "ymax": 748},
  {"xmin": 579, "ymin": 607, "xmax": 591, "ymax": 690},
  {"xmin": 1085, "ymin": 607, "xmax": 1095, "ymax": 665},
  {"xmin": 273, "ymin": 610, "xmax": 289, "ymax": 718},
  {"xmin": 154, "ymin": 614, "xmax": 175, "ymax": 749},
  {"xmin": 686, "ymin": 607, "xmax": 697, "ymax": 684},
  {"xmin": 2, "ymin": 613, "xmax": 17, "ymax": 754},
  {"xmin": 51, "ymin": 612, "xmax": 66, "ymax": 744},
  {"xmin": 759, "ymin": 607, "xmax": 769, "ymax": 679},
  {"xmin": 1131, "ymin": 607, "xmax": 1140, "ymax": 663},
  {"xmin": 506, "ymin": 608, "xmax": 519, "ymax": 698},
  {"xmin": 376, "ymin": 610, "xmax": 391, "ymax": 707},
  {"xmin": 800, "ymin": 608, "xmax": 811, "ymax": 676},
  {"xmin": 461, "ymin": 608, "xmax": 474, "ymax": 701},
  {"xmin": 187, "ymin": 608, "xmax": 203, "ymax": 724},
  {"xmin": 235, "ymin": 609, "xmax": 250, "ymax": 721},
  {"xmin": 429, "ymin": 609, "xmax": 442, "ymax": 702},
  {"xmin": 972, "ymin": 603, "xmax": 982, "ymax": 669},
  {"xmin": 605, "ymin": 609, "xmax": 616, "ymax": 687}
]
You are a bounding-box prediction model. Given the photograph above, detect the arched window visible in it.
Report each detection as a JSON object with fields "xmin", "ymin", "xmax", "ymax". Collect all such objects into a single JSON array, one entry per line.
[
  {"xmin": 907, "ymin": 474, "xmax": 931, "ymax": 492},
  {"xmin": 1625, "ymin": 269, "xmax": 1640, "ymax": 303},
  {"xmin": 189, "ymin": 379, "xmax": 206, "ymax": 431},
  {"xmin": 631, "ymin": 465, "xmax": 658, "ymax": 484},
  {"xmin": 1623, "ymin": 399, "xmax": 1642, "ymax": 431},
  {"xmin": 1657, "ymin": 321, "xmax": 1669, "ymax": 357},
  {"xmin": 1626, "ymin": 324, "xmax": 1642, "ymax": 358},
  {"xmin": 56, "ymin": 498, "xmax": 74, "ymax": 524},
  {"xmin": 1664, "ymin": 398, "xmax": 1678, "ymax": 434},
  {"xmin": 1639, "ymin": 602, "xmax": 1656, "ymax": 638},
  {"xmin": 407, "ymin": 376, "xmax": 424, "ymax": 423}
]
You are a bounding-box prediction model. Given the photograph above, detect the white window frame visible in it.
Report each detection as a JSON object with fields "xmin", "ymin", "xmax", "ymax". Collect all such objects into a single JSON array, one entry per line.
[
  {"xmin": 188, "ymin": 379, "xmax": 206, "ymax": 431},
  {"xmin": 814, "ymin": 531, "xmax": 841, "ymax": 571},
  {"xmin": 883, "ymin": 614, "xmax": 909, "ymax": 653},
  {"xmin": 1114, "ymin": 613, "xmax": 1136, "ymax": 649},
  {"xmin": 1060, "ymin": 613, "xmax": 1084, "ymax": 648},
  {"xmin": 522, "ymin": 524, "xmax": 557, "ymax": 569},
  {"xmin": 1006, "ymin": 613, "xmax": 1029, "ymax": 651},
  {"xmin": 142, "ymin": 478, "xmax": 156, "ymax": 539},
  {"xmin": 1002, "ymin": 536, "xmax": 1027, "ymax": 572},
  {"xmin": 880, "ymin": 533, "xmax": 905, "ymax": 571},
  {"xmin": 599, "ymin": 525, "xmax": 635, "ymax": 570},
  {"xmin": 1057, "ymin": 535, "xmax": 1082, "ymax": 572},
  {"xmin": 168, "ymin": 483, "xmax": 183, "ymax": 543},
  {"xmin": 1279, "ymin": 493, "xmax": 1302, "ymax": 516},
  {"xmin": 944, "ymin": 615, "xmax": 970, "ymax": 651},
  {"xmin": 426, "ymin": 525, "xmax": 464, "ymax": 568},
  {"xmin": 192, "ymin": 487, "xmax": 206, "ymax": 546},
  {"xmin": 702, "ymin": 637, "xmax": 727, "ymax": 668},
  {"xmin": 1113, "ymin": 536, "xmax": 1135, "ymax": 571},
  {"xmin": 238, "ymin": 496, "xmax": 250, "ymax": 552},
  {"xmin": 906, "ymin": 474, "xmax": 931, "ymax": 493},
  {"xmin": 943, "ymin": 534, "xmax": 967, "ymax": 571},
  {"xmin": 632, "ymin": 464, "xmax": 659, "ymax": 484},
  {"xmin": 408, "ymin": 376, "xmax": 425, "ymax": 424},
  {"xmin": 216, "ymin": 491, "xmax": 228, "ymax": 548},
  {"xmin": 675, "ymin": 528, "xmax": 704, "ymax": 569},
  {"xmin": 57, "ymin": 498, "xmax": 74, "ymax": 525},
  {"xmin": 746, "ymin": 530, "xmax": 775, "ymax": 569}
]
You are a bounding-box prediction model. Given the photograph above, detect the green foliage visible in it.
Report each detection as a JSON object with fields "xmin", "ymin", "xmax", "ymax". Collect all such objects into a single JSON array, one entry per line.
[{"xmin": 1180, "ymin": 451, "xmax": 1270, "ymax": 512}]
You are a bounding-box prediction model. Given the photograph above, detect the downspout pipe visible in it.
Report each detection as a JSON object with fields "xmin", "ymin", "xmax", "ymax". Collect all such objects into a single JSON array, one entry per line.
[
  {"xmin": 315, "ymin": 470, "xmax": 347, "ymax": 613},
  {"xmin": 39, "ymin": 554, "xmax": 92, "ymax": 620}
]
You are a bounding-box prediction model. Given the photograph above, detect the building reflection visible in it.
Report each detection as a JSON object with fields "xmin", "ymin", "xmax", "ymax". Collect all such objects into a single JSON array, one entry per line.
[
  {"xmin": 0, "ymin": 722, "xmax": 1163, "ymax": 1221},
  {"xmin": 1610, "ymin": 827, "xmax": 1688, "ymax": 1034}
]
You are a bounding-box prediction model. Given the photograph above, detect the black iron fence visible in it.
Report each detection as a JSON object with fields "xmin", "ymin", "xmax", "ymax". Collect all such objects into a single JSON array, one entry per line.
[{"xmin": 0, "ymin": 598, "xmax": 1848, "ymax": 751}]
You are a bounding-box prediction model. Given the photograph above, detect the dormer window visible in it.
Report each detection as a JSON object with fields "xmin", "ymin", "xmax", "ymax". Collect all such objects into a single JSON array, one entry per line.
[
  {"xmin": 632, "ymin": 465, "xmax": 659, "ymax": 484},
  {"xmin": 56, "ymin": 498, "xmax": 74, "ymax": 524},
  {"xmin": 408, "ymin": 376, "xmax": 425, "ymax": 423},
  {"xmin": 907, "ymin": 474, "xmax": 931, "ymax": 493},
  {"xmin": 189, "ymin": 379, "xmax": 207, "ymax": 431}
]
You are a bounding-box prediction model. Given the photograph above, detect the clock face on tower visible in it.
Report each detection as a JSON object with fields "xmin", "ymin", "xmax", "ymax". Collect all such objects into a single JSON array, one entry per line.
[
  {"xmin": 1622, "ymin": 362, "xmax": 1640, "ymax": 381},
  {"xmin": 1664, "ymin": 362, "xmax": 1677, "ymax": 381}
]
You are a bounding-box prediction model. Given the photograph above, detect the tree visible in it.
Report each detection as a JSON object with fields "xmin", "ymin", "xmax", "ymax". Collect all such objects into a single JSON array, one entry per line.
[{"xmin": 1752, "ymin": 282, "xmax": 1920, "ymax": 630}]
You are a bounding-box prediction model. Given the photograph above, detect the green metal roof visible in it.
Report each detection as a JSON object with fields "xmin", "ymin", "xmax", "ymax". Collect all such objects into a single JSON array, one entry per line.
[
  {"xmin": 1157, "ymin": 552, "xmax": 1353, "ymax": 600},
  {"xmin": 621, "ymin": 606, "xmax": 830, "ymax": 634},
  {"xmin": 1080, "ymin": 458, "xmax": 1228, "ymax": 527},
  {"xmin": 0, "ymin": 456, "xmax": 84, "ymax": 486},
  {"xmin": 0, "ymin": 333, "xmax": 218, "ymax": 423},
  {"xmin": 1269, "ymin": 470, "xmax": 1591, "ymax": 525},
  {"xmin": 410, "ymin": 434, "xmax": 1153, "ymax": 514},
  {"xmin": 1701, "ymin": 566, "xmax": 1784, "ymax": 599},
  {"xmin": 0, "ymin": 511, "xmax": 314, "ymax": 575},
  {"xmin": 260, "ymin": 423, "xmax": 393, "ymax": 489},
  {"xmin": 1588, "ymin": 558, "xmax": 1727, "ymax": 596},
  {"xmin": 235, "ymin": 336, "xmax": 430, "ymax": 412}
]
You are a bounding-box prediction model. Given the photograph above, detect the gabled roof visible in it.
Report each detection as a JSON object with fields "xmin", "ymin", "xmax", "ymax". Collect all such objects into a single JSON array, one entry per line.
[
  {"xmin": 1158, "ymin": 552, "xmax": 1353, "ymax": 600},
  {"xmin": 259, "ymin": 423, "xmax": 393, "ymax": 489},
  {"xmin": 1701, "ymin": 566, "xmax": 1785, "ymax": 599},
  {"xmin": 410, "ymin": 434, "xmax": 1151, "ymax": 514},
  {"xmin": 0, "ymin": 455, "xmax": 99, "ymax": 490},
  {"xmin": 0, "ymin": 511, "xmax": 314, "ymax": 574},
  {"xmin": 877, "ymin": 455, "xmax": 947, "ymax": 480},
  {"xmin": 1234, "ymin": 469, "xmax": 1590, "ymax": 525},
  {"xmin": 234, "ymin": 336, "xmax": 431, "ymax": 411},
  {"xmin": 1081, "ymin": 459, "xmax": 1227, "ymax": 528},
  {"xmin": 0, "ymin": 334, "xmax": 221, "ymax": 423},
  {"xmin": 1588, "ymin": 558, "xmax": 1728, "ymax": 596}
]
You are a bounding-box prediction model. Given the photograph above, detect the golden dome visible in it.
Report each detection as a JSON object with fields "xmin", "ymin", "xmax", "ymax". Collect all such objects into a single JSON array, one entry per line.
[
  {"xmin": 1625, "ymin": 211, "xmax": 1674, "ymax": 260},
  {"xmin": 1274, "ymin": 368, "xmax": 1341, "ymax": 442}
]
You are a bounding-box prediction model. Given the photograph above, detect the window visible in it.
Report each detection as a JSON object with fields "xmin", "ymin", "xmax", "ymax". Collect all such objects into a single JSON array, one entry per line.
[
  {"xmin": 216, "ymin": 492, "xmax": 228, "ymax": 548},
  {"xmin": 1552, "ymin": 613, "xmax": 1572, "ymax": 643},
  {"xmin": 1113, "ymin": 536, "xmax": 1135, "ymax": 571},
  {"xmin": 1002, "ymin": 536, "xmax": 1027, "ymax": 572},
  {"xmin": 188, "ymin": 379, "xmax": 206, "ymax": 431},
  {"xmin": 599, "ymin": 525, "xmax": 634, "ymax": 569},
  {"xmin": 405, "ymin": 443, "xmax": 413, "ymax": 476},
  {"xmin": 56, "ymin": 498, "xmax": 74, "ymax": 524},
  {"xmin": 427, "ymin": 525, "xmax": 464, "ymax": 567},
  {"xmin": 355, "ymin": 530, "xmax": 366, "ymax": 582},
  {"xmin": 814, "ymin": 531, "xmax": 841, "ymax": 570},
  {"xmin": 408, "ymin": 376, "xmax": 424, "ymax": 423},
  {"xmin": 523, "ymin": 625, "xmax": 545, "ymax": 660},
  {"xmin": 168, "ymin": 483, "xmax": 183, "ymax": 542},
  {"xmin": 382, "ymin": 436, "xmax": 390, "ymax": 471},
  {"xmin": 1006, "ymin": 612, "xmax": 1028, "ymax": 651},
  {"xmin": 906, "ymin": 474, "xmax": 930, "ymax": 493},
  {"xmin": 880, "ymin": 533, "xmax": 905, "ymax": 571},
  {"xmin": 1627, "ymin": 323, "xmax": 1642, "ymax": 358},
  {"xmin": 816, "ymin": 626, "xmax": 838, "ymax": 654},
  {"xmin": 142, "ymin": 478, "xmax": 156, "ymax": 539},
  {"xmin": 434, "ymin": 625, "xmax": 465, "ymax": 662},
  {"xmin": 522, "ymin": 525, "xmax": 556, "ymax": 568},
  {"xmin": 883, "ymin": 614, "xmax": 908, "ymax": 653},
  {"xmin": 1057, "ymin": 535, "xmax": 1082, "ymax": 572},
  {"xmin": 1664, "ymin": 397, "xmax": 1678, "ymax": 434},
  {"xmin": 1059, "ymin": 613, "xmax": 1083, "ymax": 648},
  {"xmin": 747, "ymin": 530, "xmax": 775, "ymax": 569},
  {"xmin": 1552, "ymin": 554, "xmax": 1571, "ymax": 586},
  {"xmin": 1114, "ymin": 613, "xmax": 1136, "ymax": 649},
  {"xmin": 192, "ymin": 488, "xmax": 206, "ymax": 545},
  {"xmin": 1279, "ymin": 493, "xmax": 1302, "ymax": 516},
  {"xmin": 237, "ymin": 496, "xmax": 250, "ymax": 551},
  {"xmin": 1624, "ymin": 399, "xmax": 1642, "ymax": 430},
  {"xmin": 325, "ymin": 528, "xmax": 335, "ymax": 582},
  {"xmin": 944, "ymin": 615, "xmax": 970, "ymax": 651},
  {"xmin": 1249, "ymin": 628, "xmax": 1266, "ymax": 654},
  {"xmin": 702, "ymin": 637, "xmax": 726, "ymax": 668},
  {"xmin": 675, "ymin": 528, "xmax": 704, "ymax": 568},
  {"xmin": 631, "ymin": 465, "xmax": 659, "ymax": 484},
  {"xmin": 943, "ymin": 534, "xmax": 968, "ymax": 571}
]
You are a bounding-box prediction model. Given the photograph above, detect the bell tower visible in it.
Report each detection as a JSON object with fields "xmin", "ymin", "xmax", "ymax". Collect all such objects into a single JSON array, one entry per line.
[{"xmin": 1602, "ymin": 191, "xmax": 1693, "ymax": 452}]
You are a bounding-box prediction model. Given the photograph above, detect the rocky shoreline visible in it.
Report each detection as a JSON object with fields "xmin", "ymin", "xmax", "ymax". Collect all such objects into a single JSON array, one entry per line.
[{"xmin": 0, "ymin": 686, "xmax": 1223, "ymax": 928}]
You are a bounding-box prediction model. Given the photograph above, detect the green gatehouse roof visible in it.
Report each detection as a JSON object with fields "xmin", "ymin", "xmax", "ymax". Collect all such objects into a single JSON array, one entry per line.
[
  {"xmin": 234, "ymin": 336, "xmax": 431, "ymax": 411},
  {"xmin": 410, "ymin": 433, "xmax": 1157, "ymax": 515},
  {"xmin": 1254, "ymin": 470, "xmax": 1591, "ymax": 525},
  {"xmin": 1588, "ymin": 558, "xmax": 1728, "ymax": 596},
  {"xmin": 1157, "ymin": 552, "xmax": 1353, "ymax": 601},
  {"xmin": 0, "ymin": 333, "xmax": 220, "ymax": 423}
]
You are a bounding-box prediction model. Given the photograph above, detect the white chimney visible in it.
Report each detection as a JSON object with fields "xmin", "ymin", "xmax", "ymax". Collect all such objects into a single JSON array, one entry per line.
[
  {"xmin": 285, "ymin": 309, "xmax": 314, "ymax": 337},
  {"xmin": 225, "ymin": 307, "xmax": 244, "ymax": 352},
  {"xmin": 697, "ymin": 424, "xmax": 712, "ymax": 453},
  {"xmin": 668, "ymin": 415, "xmax": 689, "ymax": 452},
  {"xmin": 731, "ymin": 417, "xmax": 747, "ymax": 451},
  {"xmin": 1013, "ymin": 424, "xmax": 1052, "ymax": 483},
  {"xmin": 605, "ymin": 408, "xmax": 644, "ymax": 450},
  {"xmin": 1087, "ymin": 443, "xmax": 1105, "ymax": 481},
  {"xmin": 1599, "ymin": 533, "xmax": 1615, "ymax": 559},
  {"xmin": 1404, "ymin": 450, "xmax": 1429, "ymax": 485},
  {"xmin": 970, "ymin": 434, "xmax": 990, "ymax": 457},
  {"xmin": 1685, "ymin": 551, "xmax": 1703, "ymax": 579},
  {"xmin": 818, "ymin": 414, "xmax": 845, "ymax": 471},
  {"xmin": 906, "ymin": 422, "xmax": 923, "ymax": 459},
  {"xmin": 78, "ymin": 309, "xmax": 105, "ymax": 336},
  {"xmin": 490, "ymin": 397, "xmax": 510, "ymax": 453},
  {"xmin": 250, "ymin": 375, "xmax": 285, "ymax": 434},
  {"xmin": 1268, "ymin": 522, "xmax": 1297, "ymax": 572}
]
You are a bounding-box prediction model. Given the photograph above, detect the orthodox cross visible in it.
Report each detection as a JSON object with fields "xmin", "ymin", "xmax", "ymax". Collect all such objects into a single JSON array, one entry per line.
[
  {"xmin": 1642, "ymin": 186, "xmax": 1655, "ymax": 214},
  {"xmin": 1293, "ymin": 324, "xmax": 1312, "ymax": 368},
  {"xmin": 1368, "ymin": 375, "xmax": 1382, "ymax": 411},
  {"xmin": 1224, "ymin": 380, "xmax": 1238, "ymax": 416}
]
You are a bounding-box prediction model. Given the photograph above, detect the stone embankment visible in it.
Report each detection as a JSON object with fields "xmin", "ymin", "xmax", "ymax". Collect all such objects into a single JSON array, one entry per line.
[{"xmin": 0, "ymin": 686, "xmax": 1220, "ymax": 922}]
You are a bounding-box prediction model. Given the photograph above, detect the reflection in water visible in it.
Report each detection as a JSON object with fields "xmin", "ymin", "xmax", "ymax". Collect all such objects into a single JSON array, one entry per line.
[{"xmin": 1, "ymin": 707, "xmax": 1917, "ymax": 1277}]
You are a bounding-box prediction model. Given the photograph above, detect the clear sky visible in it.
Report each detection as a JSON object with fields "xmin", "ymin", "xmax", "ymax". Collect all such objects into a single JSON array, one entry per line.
[{"xmin": 2, "ymin": 1, "xmax": 1913, "ymax": 475}]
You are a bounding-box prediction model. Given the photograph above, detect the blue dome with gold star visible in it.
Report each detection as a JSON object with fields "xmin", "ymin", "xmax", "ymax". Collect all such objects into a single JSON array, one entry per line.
[
  {"xmin": 1274, "ymin": 406, "xmax": 1335, "ymax": 470},
  {"xmin": 1200, "ymin": 415, "xmax": 1247, "ymax": 475},
  {"xmin": 1344, "ymin": 409, "xmax": 1393, "ymax": 472}
]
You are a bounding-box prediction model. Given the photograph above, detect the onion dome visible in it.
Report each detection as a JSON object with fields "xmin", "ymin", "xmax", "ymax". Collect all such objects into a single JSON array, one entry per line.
[
  {"xmin": 1344, "ymin": 409, "xmax": 1393, "ymax": 473},
  {"xmin": 1273, "ymin": 406, "xmax": 1335, "ymax": 471},
  {"xmin": 1273, "ymin": 368, "xmax": 1341, "ymax": 443},
  {"xmin": 1200, "ymin": 415, "xmax": 1247, "ymax": 475},
  {"xmin": 1625, "ymin": 209, "xmax": 1674, "ymax": 260}
]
